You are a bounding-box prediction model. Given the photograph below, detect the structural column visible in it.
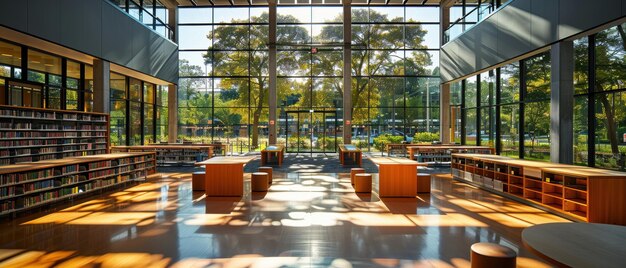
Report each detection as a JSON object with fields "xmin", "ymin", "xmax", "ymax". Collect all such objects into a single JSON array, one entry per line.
[
  {"xmin": 168, "ymin": 84, "xmax": 178, "ymax": 143},
  {"xmin": 93, "ymin": 59, "xmax": 110, "ymax": 114},
  {"xmin": 550, "ymin": 40, "xmax": 574, "ymax": 164},
  {"xmin": 268, "ymin": 0, "xmax": 277, "ymax": 145},
  {"xmin": 439, "ymin": 1, "xmax": 453, "ymax": 144},
  {"xmin": 342, "ymin": 0, "xmax": 352, "ymax": 144},
  {"xmin": 168, "ymin": 6, "xmax": 178, "ymax": 43},
  {"xmin": 440, "ymin": 84, "xmax": 451, "ymax": 144}
]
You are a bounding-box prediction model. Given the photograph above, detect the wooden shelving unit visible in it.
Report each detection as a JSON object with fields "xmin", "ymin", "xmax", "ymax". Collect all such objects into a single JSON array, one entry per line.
[
  {"xmin": 408, "ymin": 145, "xmax": 495, "ymax": 163},
  {"xmin": 0, "ymin": 152, "xmax": 156, "ymax": 215},
  {"xmin": 451, "ymin": 154, "xmax": 626, "ymax": 225},
  {"xmin": 111, "ymin": 145, "xmax": 213, "ymax": 166},
  {"xmin": 0, "ymin": 105, "xmax": 109, "ymax": 166}
]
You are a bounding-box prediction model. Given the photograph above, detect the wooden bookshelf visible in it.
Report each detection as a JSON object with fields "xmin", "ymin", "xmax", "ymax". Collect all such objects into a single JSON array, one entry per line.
[
  {"xmin": 0, "ymin": 105, "xmax": 109, "ymax": 166},
  {"xmin": 111, "ymin": 145, "xmax": 213, "ymax": 166},
  {"xmin": 451, "ymin": 154, "xmax": 626, "ymax": 225},
  {"xmin": 0, "ymin": 152, "xmax": 156, "ymax": 216},
  {"xmin": 407, "ymin": 145, "xmax": 494, "ymax": 163}
]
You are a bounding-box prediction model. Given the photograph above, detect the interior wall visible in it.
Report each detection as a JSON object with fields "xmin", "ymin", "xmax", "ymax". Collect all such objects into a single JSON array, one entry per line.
[
  {"xmin": 0, "ymin": 0, "xmax": 178, "ymax": 84},
  {"xmin": 441, "ymin": 0, "xmax": 626, "ymax": 83}
]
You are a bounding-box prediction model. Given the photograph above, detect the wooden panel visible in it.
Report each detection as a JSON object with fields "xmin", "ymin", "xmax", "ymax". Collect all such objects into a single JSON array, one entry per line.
[
  {"xmin": 205, "ymin": 163, "xmax": 244, "ymax": 197},
  {"xmin": 588, "ymin": 178, "xmax": 626, "ymax": 225},
  {"xmin": 378, "ymin": 164, "xmax": 418, "ymax": 197}
]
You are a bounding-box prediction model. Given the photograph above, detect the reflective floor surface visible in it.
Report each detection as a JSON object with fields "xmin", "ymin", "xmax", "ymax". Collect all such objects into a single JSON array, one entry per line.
[{"xmin": 0, "ymin": 169, "xmax": 568, "ymax": 267}]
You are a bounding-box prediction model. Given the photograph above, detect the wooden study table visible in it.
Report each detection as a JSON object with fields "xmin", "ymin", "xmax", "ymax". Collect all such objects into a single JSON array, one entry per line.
[
  {"xmin": 522, "ymin": 223, "xmax": 626, "ymax": 268},
  {"xmin": 338, "ymin": 144, "xmax": 362, "ymax": 166},
  {"xmin": 195, "ymin": 156, "xmax": 257, "ymax": 197},
  {"xmin": 261, "ymin": 145, "xmax": 285, "ymax": 166},
  {"xmin": 369, "ymin": 157, "xmax": 420, "ymax": 197}
]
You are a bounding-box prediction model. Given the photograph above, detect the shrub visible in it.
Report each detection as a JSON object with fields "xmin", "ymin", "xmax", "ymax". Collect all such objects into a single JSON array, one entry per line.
[
  {"xmin": 373, "ymin": 134, "xmax": 404, "ymax": 151},
  {"xmin": 316, "ymin": 137, "xmax": 343, "ymax": 150},
  {"xmin": 412, "ymin": 132, "xmax": 439, "ymax": 143}
]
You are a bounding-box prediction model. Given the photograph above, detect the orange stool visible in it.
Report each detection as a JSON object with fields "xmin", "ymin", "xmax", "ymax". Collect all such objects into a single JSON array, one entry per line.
[
  {"xmin": 258, "ymin": 166, "xmax": 273, "ymax": 185},
  {"xmin": 417, "ymin": 173, "xmax": 431, "ymax": 193},
  {"xmin": 192, "ymin": 171, "xmax": 205, "ymax": 191},
  {"xmin": 470, "ymin": 242, "xmax": 516, "ymax": 268},
  {"xmin": 350, "ymin": 168, "xmax": 365, "ymax": 185},
  {"xmin": 251, "ymin": 172, "xmax": 269, "ymax": 192},
  {"xmin": 354, "ymin": 173, "xmax": 372, "ymax": 193}
]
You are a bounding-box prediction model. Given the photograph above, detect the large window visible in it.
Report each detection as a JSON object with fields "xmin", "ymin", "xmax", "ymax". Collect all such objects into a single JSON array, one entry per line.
[
  {"xmin": 523, "ymin": 52, "xmax": 551, "ymax": 161},
  {"xmin": 499, "ymin": 62, "xmax": 520, "ymax": 158},
  {"xmin": 110, "ymin": 72, "xmax": 127, "ymax": 146},
  {"xmin": 108, "ymin": 0, "xmax": 172, "ymax": 40},
  {"xmin": 351, "ymin": 6, "xmax": 440, "ymax": 151},
  {"xmin": 179, "ymin": 7, "xmax": 269, "ymax": 152},
  {"xmin": 178, "ymin": 5, "xmax": 441, "ymax": 152},
  {"xmin": 593, "ymin": 23, "xmax": 626, "ymax": 170}
]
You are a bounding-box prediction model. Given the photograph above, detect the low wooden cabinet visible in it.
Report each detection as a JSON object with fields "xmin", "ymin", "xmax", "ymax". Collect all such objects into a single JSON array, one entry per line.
[{"xmin": 451, "ymin": 153, "xmax": 626, "ymax": 225}]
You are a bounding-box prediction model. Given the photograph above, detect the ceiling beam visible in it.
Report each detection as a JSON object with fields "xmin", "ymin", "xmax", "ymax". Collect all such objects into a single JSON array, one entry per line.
[
  {"xmin": 367, "ymin": 0, "xmax": 372, "ymax": 5},
  {"xmin": 402, "ymin": 0, "xmax": 408, "ymax": 5},
  {"xmin": 188, "ymin": 0, "xmax": 198, "ymax": 6},
  {"xmin": 247, "ymin": 0, "xmax": 252, "ymax": 5},
  {"xmin": 385, "ymin": 0, "xmax": 390, "ymax": 5},
  {"xmin": 207, "ymin": 0, "xmax": 215, "ymax": 5},
  {"xmin": 421, "ymin": 0, "xmax": 428, "ymax": 4},
  {"xmin": 228, "ymin": 0, "xmax": 235, "ymax": 5}
]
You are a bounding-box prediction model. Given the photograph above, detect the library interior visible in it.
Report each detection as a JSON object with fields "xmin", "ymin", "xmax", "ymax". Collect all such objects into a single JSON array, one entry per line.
[{"xmin": 1, "ymin": 0, "xmax": 626, "ymax": 267}]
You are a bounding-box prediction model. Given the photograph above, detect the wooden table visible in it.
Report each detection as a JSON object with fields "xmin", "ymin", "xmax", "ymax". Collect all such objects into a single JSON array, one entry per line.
[
  {"xmin": 369, "ymin": 157, "xmax": 420, "ymax": 197},
  {"xmin": 261, "ymin": 145, "xmax": 285, "ymax": 166},
  {"xmin": 522, "ymin": 223, "xmax": 626, "ymax": 268},
  {"xmin": 195, "ymin": 156, "xmax": 257, "ymax": 196},
  {"xmin": 339, "ymin": 144, "xmax": 362, "ymax": 166},
  {"xmin": 407, "ymin": 145, "xmax": 494, "ymax": 161}
]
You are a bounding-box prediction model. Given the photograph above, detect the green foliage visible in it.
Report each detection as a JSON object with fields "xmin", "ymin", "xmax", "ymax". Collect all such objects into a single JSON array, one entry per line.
[
  {"xmin": 316, "ymin": 137, "xmax": 344, "ymax": 150},
  {"xmin": 355, "ymin": 141, "xmax": 369, "ymax": 149},
  {"xmin": 288, "ymin": 136, "xmax": 310, "ymax": 149},
  {"xmin": 373, "ymin": 134, "xmax": 404, "ymax": 151},
  {"xmin": 413, "ymin": 132, "xmax": 439, "ymax": 143}
]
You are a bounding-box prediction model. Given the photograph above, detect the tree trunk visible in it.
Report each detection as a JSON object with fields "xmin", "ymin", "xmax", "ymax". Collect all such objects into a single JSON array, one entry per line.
[
  {"xmin": 252, "ymin": 110, "xmax": 260, "ymax": 149},
  {"xmin": 598, "ymin": 93, "xmax": 621, "ymax": 169}
]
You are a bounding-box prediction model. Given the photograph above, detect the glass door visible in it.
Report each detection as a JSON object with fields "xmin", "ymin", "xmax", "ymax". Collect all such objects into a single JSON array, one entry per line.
[{"xmin": 285, "ymin": 110, "xmax": 337, "ymax": 154}]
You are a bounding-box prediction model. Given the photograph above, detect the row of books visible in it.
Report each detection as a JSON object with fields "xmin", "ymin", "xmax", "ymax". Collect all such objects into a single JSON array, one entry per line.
[
  {"xmin": 0, "ymin": 109, "xmax": 106, "ymax": 122},
  {"xmin": 0, "ymin": 169, "xmax": 54, "ymax": 185},
  {"xmin": 1, "ymin": 171, "xmax": 148, "ymax": 213}
]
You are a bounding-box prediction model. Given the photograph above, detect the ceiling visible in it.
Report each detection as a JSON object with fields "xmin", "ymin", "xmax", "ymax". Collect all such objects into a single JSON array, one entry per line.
[{"xmin": 171, "ymin": 0, "xmax": 442, "ymax": 6}]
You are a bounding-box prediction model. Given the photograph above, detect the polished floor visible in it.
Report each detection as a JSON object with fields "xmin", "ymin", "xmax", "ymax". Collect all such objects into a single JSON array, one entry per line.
[{"xmin": 0, "ymin": 166, "xmax": 568, "ymax": 267}]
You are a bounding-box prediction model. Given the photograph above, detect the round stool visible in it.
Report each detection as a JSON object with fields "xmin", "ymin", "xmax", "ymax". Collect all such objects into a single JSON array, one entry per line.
[
  {"xmin": 350, "ymin": 168, "xmax": 365, "ymax": 185},
  {"xmin": 258, "ymin": 166, "xmax": 273, "ymax": 185},
  {"xmin": 416, "ymin": 173, "xmax": 431, "ymax": 194},
  {"xmin": 470, "ymin": 242, "xmax": 516, "ymax": 268},
  {"xmin": 354, "ymin": 173, "xmax": 372, "ymax": 193},
  {"xmin": 192, "ymin": 171, "xmax": 205, "ymax": 191},
  {"xmin": 251, "ymin": 172, "xmax": 269, "ymax": 192}
]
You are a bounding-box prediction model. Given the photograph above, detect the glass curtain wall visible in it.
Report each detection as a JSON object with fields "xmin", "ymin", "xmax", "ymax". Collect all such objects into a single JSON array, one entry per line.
[
  {"xmin": 178, "ymin": 5, "xmax": 441, "ymax": 153},
  {"xmin": 592, "ymin": 23, "xmax": 626, "ymax": 170},
  {"xmin": 108, "ymin": 0, "xmax": 172, "ymax": 40},
  {"xmin": 277, "ymin": 5, "xmax": 343, "ymax": 152},
  {"xmin": 178, "ymin": 7, "xmax": 269, "ymax": 153},
  {"xmin": 499, "ymin": 62, "xmax": 520, "ymax": 158},
  {"xmin": 523, "ymin": 52, "xmax": 551, "ymax": 161},
  {"xmin": 351, "ymin": 5, "xmax": 440, "ymax": 151}
]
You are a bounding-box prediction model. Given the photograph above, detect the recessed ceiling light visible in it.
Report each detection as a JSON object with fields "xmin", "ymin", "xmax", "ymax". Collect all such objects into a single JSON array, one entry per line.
[
  {"xmin": 1, "ymin": 53, "xmax": 12, "ymax": 57},
  {"xmin": 31, "ymin": 61, "xmax": 40, "ymax": 64},
  {"xmin": 44, "ymin": 64, "xmax": 54, "ymax": 67}
]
